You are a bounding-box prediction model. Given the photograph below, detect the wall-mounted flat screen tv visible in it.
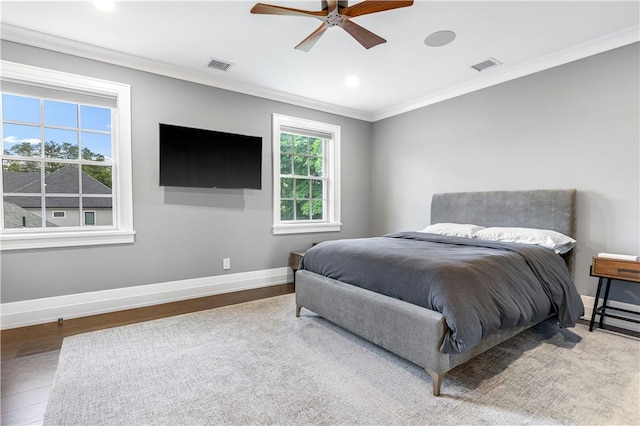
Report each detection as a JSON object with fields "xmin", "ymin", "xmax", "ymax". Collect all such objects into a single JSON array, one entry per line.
[{"xmin": 159, "ymin": 123, "xmax": 262, "ymax": 189}]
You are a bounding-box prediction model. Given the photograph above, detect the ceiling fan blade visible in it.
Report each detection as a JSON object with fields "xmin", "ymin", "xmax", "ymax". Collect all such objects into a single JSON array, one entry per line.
[
  {"xmin": 341, "ymin": 20, "xmax": 386, "ymax": 49},
  {"xmin": 295, "ymin": 24, "xmax": 328, "ymax": 52},
  {"xmin": 327, "ymin": 0, "xmax": 338, "ymax": 12},
  {"xmin": 342, "ymin": 0, "xmax": 414, "ymax": 18},
  {"xmin": 250, "ymin": 3, "xmax": 326, "ymax": 18}
]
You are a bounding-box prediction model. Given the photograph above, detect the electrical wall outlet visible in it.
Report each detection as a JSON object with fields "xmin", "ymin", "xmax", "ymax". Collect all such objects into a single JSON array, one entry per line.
[{"xmin": 223, "ymin": 258, "xmax": 231, "ymax": 270}]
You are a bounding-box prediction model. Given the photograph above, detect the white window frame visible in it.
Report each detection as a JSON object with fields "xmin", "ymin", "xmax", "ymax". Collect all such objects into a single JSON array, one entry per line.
[
  {"xmin": 51, "ymin": 211, "xmax": 66, "ymax": 219},
  {"xmin": 0, "ymin": 61, "xmax": 134, "ymax": 250},
  {"xmin": 272, "ymin": 113, "xmax": 341, "ymax": 235}
]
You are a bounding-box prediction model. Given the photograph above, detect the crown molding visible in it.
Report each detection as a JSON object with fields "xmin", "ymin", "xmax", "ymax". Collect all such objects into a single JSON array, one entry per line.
[
  {"xmin": 2, "ymin": 23, "xmax": 638, "ymax": 123},
  {"xmin": 0, "ymin": 24, "xmax": 373, "ymax": 122},
  {"xmin": 373, "ymin": 25, "xmax": 640, "ymax": 121}
]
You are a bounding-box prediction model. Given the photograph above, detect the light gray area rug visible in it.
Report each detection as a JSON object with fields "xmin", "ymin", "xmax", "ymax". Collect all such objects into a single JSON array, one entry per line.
[{"xmin": 45, "ymin": 294, "xmax": 639, "ymax": 425}]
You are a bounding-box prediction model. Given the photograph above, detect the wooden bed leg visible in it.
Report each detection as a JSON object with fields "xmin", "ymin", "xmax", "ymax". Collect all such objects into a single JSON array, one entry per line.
[
  {"xmin": 295, "ymin": 305, "xmax": 302, "ymax": 317},
  {"xmin": 425, "ymin": 369, "xmax": 444, "ymax": 396}
]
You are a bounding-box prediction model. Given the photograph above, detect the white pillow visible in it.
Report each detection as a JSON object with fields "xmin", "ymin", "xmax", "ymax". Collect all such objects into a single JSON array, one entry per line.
[
  {"xmin": 419, "ymin": 223, "xmax": 485, "ymax": 238},
  {"xmin": 475, "ymin": 227, "xmax": 576, "ymax": 254}
]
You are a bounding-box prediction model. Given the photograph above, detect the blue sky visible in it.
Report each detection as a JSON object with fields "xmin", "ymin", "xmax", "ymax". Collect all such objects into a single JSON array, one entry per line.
[{"xmin": 2, "ymin": 94, "xmax": 112, "ymax": 160}]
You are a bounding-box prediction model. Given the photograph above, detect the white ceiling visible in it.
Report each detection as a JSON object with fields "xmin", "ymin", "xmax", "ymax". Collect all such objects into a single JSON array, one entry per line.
[{"xmin": 1, "ymin": 1, "xmax": 638, "ymax": 121}]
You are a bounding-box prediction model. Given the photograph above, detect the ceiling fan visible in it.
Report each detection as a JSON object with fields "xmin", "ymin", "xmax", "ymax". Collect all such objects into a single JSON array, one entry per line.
[{"xmin": 250, "ymin": 0, "xmax": 414, "ymax": 52}]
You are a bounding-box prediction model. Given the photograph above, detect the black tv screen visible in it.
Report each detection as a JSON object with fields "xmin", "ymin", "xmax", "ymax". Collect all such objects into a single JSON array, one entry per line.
[{"xmin": 159, "ymin": 123, "xmax": 262, "ymax": 189}]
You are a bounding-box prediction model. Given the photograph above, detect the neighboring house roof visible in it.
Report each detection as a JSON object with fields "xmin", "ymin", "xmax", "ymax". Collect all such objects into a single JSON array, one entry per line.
[
  {"xmin": 3, "ymin": 171, "xmax": 40, "ymax": 192},
  {"xmin": 3, "ymin": 201, "xmax": 58, "ymax": 228},
  {"xmin": 3, "ymin": 165, "xmax": 113, "ymax": 208}
]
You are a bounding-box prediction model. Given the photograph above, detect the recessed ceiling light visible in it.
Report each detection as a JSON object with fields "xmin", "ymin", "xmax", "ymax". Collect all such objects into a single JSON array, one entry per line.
[
  {"xmin": 345, "ymin": 75, "xmax": 359, "ymax": 88},
  {"xmin": 93, "ymin": 0, "xmax": 115, "ymax": 12},
  {"xmin": 424, "ymin": 30, "xmax": 456, "ymax": 47}
]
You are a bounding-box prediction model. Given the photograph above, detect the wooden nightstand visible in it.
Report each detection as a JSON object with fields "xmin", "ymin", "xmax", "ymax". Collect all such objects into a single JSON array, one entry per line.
[
  {"xmin": 589, "ymin": 256, "xmax": 640, "ymax": 331},
  {"xmin": 289, "ymin": 251, "xmax": 307, "ymax": 286}
]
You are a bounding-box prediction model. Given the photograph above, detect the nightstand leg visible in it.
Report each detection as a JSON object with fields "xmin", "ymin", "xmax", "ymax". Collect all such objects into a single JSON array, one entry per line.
[
  {"xmin": 589, "ymin": 277, "xmax": 605, "ymax": 332},
  {"xmin": 599, "ymin": 278, "xmax": 612, "ymax": 329}
]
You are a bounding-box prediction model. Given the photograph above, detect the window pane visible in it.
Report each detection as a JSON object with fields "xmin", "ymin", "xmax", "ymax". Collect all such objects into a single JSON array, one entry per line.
[
  {"xmin": 45, "ymin": 164, "xmax": 78, "ymax": 193},
  {"xmin": 82, "ymin": 165, "xmax": 113, "ymax": 192},
  {"xmin": 280, "ymin": 133, "xmax": 293, "ymax": 154},
  {"xmin": 311, "ymin": 199, "xmax": 323, "ymax": 220},
  {"xmin": 309, "ymin": 138, "xmax": 323, "ymax": 156},
  {"xmin": 45, "ymin": 197, "xmax": 79, "ymax": 227},
  {"xmin": 296, "ymin": 200, "xmax": 310, "ymax": 220},
  {"xmin": 83, "ymin": 197, "xmax": 113, "ymax": 226},
  {"xmin": 82, "ymin": 132, "xmax": 111, "ymax": 160},
  {"xmin": 280, "ymin": 154, "xmax": 292, "ymax": 175},
  {"xmin": 294, "ymin": 136, "xmax": 308, "ymax": 155},
  {"xmin": 293, "ymin": 156, "xmax": 308, "ymax": 176},
  {"xmin": 309, "ymin": 157, "xmax": 323, "ymax": 177},
  {"xmin": 280, "ymin": 199, "xmax": 294, "ymax": 221},
  {"xmin": 295, "ymin": 179, "xmax": 310, "ymax": 199},
  {"xmin": 311, "ymin": 180, "xmax": 323, "ymax": 199},
  {"xmin": 2, "ymin": 94, "xmax": 40, "ymax": 124},
  {"xmin": 44, "ymin": 128, "xmax": 78, "ymax": 159},
  {"xmin": 4, "ymin": 196, "xmax": 42, "ymax": 229},
  {"xmin": 3, "ymin": 123, "xmax": 41, "ymax": 157},
  {"xmin": 3, "ymin": 195, "xmax": 42, "ymax": 228},
  {"xmin": 280, "ymin": 177, "xmax": 293, "ymax": 198},
  {"xmin": 44, "ymin": 100, "xmax": 77, "ymax": 128},
  {"xmin": 3, "ymin": 160, "xmax": 41, "ymax": 193},
  {"xmin": 80, "ymin": 105, "xmax": 111, "ymax": 132}
]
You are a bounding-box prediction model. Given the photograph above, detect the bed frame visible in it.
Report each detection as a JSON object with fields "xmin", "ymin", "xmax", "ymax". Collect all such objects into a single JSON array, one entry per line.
[{"xmin": 295, "ymin": 189, "xmax": 577, "ymax": 396}]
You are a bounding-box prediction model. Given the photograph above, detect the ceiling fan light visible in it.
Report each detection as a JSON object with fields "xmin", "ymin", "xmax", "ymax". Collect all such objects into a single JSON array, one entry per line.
[{"xmin": 424, "ymin": 30, "xmax": 456, "ymax": 47}]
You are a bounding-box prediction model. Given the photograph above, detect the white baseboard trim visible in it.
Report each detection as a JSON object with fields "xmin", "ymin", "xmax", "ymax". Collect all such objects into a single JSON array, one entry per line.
[
  {"xmin": 1, "ymin": 267, "xmax": 293, "ymax": 330},
  {"xmin": 580, "ymin": 294, "xmax": 640, "ymax": 333},
  {"xmin": 5, "ymin": 281, "xmax": 638, "ymax": 334}
]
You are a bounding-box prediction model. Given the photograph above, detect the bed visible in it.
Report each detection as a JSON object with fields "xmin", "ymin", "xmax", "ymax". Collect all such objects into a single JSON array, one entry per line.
[{"xmin": 294, "ymin": 189, "xmax": 583, "ymax": 396}]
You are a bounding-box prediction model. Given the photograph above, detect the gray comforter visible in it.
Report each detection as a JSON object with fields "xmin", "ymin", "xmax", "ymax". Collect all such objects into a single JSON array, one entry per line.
[{"xmin": 300, "ymin": 232, "xmax": 584, "ymax": 354}]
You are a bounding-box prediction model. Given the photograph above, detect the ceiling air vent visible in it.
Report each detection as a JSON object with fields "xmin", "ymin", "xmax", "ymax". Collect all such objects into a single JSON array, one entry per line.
[
  {"xmin": 207, "ymin": 58, "xmax": 235, "ymax": 72},
  {"xmin": 471, "ymin": 57, "xmax": 502, "ymax": 72}
]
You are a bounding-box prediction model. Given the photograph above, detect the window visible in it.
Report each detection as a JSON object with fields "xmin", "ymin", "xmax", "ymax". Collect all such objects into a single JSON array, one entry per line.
[
  {"xmin": 272, "ymin": 114, "xmax": 340, "ymax": 234},
  {"xmin": 1, "ymin": 61, "xmax": 134, "ymax": 250},
  {"xmin": 84, "ymin": 211, "xmax": 96, "ymax": 226}
]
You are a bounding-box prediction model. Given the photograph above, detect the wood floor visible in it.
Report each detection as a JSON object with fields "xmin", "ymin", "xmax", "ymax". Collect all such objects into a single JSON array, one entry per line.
[
  {"xmin": 2, "ymin": 283, "xmax": 637, "ymax": 425},
  {"xmin": 0, "ymin": 283, "xmax": 294, "ymax": 426}
]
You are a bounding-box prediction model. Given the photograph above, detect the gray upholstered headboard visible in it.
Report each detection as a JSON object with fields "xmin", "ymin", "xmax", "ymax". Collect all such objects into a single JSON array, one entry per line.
[
  {"xmin": 430, "ymin": 189, "xmax": 576, "ymax": 238},
  {"xmin": 430, "ymin": 189, "xmax": 577, "ymax": 273}
]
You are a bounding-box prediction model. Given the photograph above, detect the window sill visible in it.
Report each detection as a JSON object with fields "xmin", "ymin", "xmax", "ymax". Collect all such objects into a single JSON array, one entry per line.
[
  {"xmin": 0, "ymin": 230, "xmax": 136, "ymax": 250},
  {"xmin": 272, "ymin": 222, "xmax": 342, "ymax": 235}
]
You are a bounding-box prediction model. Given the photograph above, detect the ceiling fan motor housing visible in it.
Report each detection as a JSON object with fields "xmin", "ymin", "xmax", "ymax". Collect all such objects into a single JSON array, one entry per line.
[{"xmin": 325, "ymin": 8, "xmax": 347, "ymax": 27}]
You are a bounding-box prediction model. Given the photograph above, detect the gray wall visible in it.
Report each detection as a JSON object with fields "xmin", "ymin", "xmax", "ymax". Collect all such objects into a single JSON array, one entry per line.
[
  {"xmin": 2, "ymin": 40, "xmax": 638, "ymax": 305},
  {"xmin": 371, "ymin": 43, "xmax": 639, "ymax": 301},
  {"xmin": 0, "ymin": 41, "xmax": 372, "ymax": 303}
]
